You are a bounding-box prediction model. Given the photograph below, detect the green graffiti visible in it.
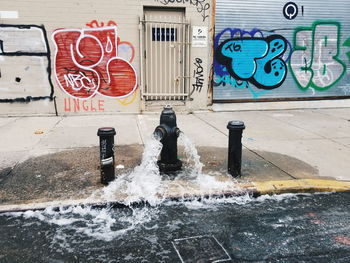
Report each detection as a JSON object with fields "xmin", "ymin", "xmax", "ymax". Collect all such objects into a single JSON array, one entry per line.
[
  {"xmin": 289, "ymin": 21, "xmax": 346, "ymax": 91},
  {"xmin": 343, "ymin": 37, "xmax": 350, "ymax": 63}
]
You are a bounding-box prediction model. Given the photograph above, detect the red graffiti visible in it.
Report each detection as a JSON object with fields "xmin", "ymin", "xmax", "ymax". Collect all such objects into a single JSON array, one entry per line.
[
  {"xmin": 86, "ymin": 20, "xmax": 117, "ymax": 28},
  {"xmin": 53, "ymin": 26, "xmax": 137, "ymax": 99},
  {"xmin": 64, "ymin": 98, "xmax": 105, "ymax": 112},
  {"xmin": 86, "ymin": 20, "xmax": 135, "ymax": 63}
]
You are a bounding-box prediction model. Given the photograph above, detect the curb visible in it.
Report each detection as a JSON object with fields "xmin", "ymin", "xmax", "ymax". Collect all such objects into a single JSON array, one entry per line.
[
  {"xmin": 250, "ymin": 179, "xmax": 350, "ymax": 195},
  {"xmin": 0, "ymin": 179, "xmax": 349, "ymax": 213}
]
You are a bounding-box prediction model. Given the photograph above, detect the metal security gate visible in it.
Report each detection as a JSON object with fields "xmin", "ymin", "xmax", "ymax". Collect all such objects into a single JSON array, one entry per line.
[
  {"xmin": 213, "ymin": 0, "xmax": 350, "ymax": 102},
  {"xmin": 141, "ymin": 9, "xmax": 190, "ymax": 101}
]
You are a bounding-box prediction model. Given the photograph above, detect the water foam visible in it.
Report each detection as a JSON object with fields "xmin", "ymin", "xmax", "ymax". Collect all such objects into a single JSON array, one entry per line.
[
  {"xmin": 6, "ymin": 205, "xmax": 158, "ymax": 242},
  {"xmin": 4, "ymin": 135, "xmax": 164, "ymax": 242},
  {"xmin": 96, "ymin": 134, "xmax": 164, "ymax": 206},
  {"xmin": 177, "ymin": 132, "xmax": 241, "ymax": 194},
  {"xmin": 3, "ymin": 133, "xmax": 249, "ymax": 242}
]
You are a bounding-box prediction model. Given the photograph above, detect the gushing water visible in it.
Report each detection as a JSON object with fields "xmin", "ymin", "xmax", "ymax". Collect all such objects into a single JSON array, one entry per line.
[
  {"xmin": 4, "ymin": 133, "xmax": 243, "ymax": 242},
  {"xmin": 6, "ymin": 135, "xmax": 164, "ymax": 241},
  {"xmin": 96, "ymin": 134, "xmax": 163, "ymax": 206},
  {"xmin": 178, "ymin": 132, "xmax": 203, "ymax": 179},
  {"xmin": 178, "ymin": 132, "xmax": 239, "ymax": 192}
]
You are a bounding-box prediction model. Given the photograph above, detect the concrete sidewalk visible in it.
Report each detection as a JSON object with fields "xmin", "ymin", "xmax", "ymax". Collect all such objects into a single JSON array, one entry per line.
[
  {"xmin": 0, "ymin": 108, "xmax": 350, "ymax": 210},
  {"xmin": 1, "ymin": 108, "xmax": 350, "ymax": 180}
]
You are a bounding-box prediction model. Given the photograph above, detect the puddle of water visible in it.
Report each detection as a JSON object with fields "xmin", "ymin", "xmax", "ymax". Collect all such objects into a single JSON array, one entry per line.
[{"xmin": 1, "ymin": 192, "xmax": 349, "ymax": 262}]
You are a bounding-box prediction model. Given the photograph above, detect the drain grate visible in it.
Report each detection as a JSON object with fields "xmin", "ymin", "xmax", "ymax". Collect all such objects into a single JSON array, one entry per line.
[{"xmin": 172, "ymin": 235, "xmax": 231, "ymax": 263}]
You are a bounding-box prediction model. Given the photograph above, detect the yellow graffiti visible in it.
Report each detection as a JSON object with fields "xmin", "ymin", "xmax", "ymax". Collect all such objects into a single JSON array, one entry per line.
[{"xmin": 116, "ymin": 89, "xmax": 138, "ymax": 106}]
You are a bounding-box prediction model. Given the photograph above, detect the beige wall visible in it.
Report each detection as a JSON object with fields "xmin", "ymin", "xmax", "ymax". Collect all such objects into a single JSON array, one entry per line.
[{"xmin": 0, "ymin": 0, "xmax": 214, "ymax": 116}]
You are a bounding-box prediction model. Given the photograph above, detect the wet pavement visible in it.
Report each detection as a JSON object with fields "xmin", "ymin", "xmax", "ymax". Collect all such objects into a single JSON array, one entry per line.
[
  {"xmin": 0, "ymin": 109, "xmax": 349, "ymax": 262},
  {"xmin": 0, "ymin": 109, "xmax": 349, "ymax": 217},
  {"xmin": 0, "ymin": 145, "xmax": 321, "ymax": 207},
  {"xmin": 0, "ymin": 192, "xmax": 349, "ymax": 262}
]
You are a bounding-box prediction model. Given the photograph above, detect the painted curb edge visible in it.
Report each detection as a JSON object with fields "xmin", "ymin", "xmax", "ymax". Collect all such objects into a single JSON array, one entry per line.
[
  {"xmin": 250, "ymin": 179, "xmax": 350, "ymax": 195},
  {"xmin": 0, "ymin": 179, "xmax": 349, "ymax": 213}
]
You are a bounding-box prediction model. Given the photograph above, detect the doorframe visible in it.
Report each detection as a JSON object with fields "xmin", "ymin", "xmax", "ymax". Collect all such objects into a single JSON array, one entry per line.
[{"xmin": 140, "ymin": 7, "xmax": 191, "ymax": 103}]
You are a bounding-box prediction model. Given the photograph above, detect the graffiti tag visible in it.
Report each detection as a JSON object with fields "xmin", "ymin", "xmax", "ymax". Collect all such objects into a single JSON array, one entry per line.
[
  {"xmin": 52, "ymin": 26, "xmax": 137, "ymax": 99},
  {"xmin": 64, "ymin": 72, "xmax": 97, "ymax": 92},
  {"xmin": 64, "ymin": 97, "xmax": 104, "ymax": 112},
  {"xmin": 155, "ymin": 0, "xmax": 210, "ymax": 22},
  {"xmin": 191, "ymin": 58, "xmax": 204, "ymax": 94},
  {"xmin": 283, "ymin": 2, "xmax": 298, "ymax": 20},
  {"xmin": 216, "ymin": 35, "xmax": 288, "ymax": 90},
  {"xmin": 290, "ymin": 21, "xmax": 346, "ymax": 91}
]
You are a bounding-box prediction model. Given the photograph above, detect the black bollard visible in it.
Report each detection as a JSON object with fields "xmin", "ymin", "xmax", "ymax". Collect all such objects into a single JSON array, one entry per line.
[
  {"xmin": 227, "ymin": 121, "xmax": 245, "ymax": 177},
  {"xmin": 97, "ymin": 127, "xmax": 116, "ymax": 185},
  {"xmin": 154, "ymin": 105, "xmax": 182, "ymax": 173}
]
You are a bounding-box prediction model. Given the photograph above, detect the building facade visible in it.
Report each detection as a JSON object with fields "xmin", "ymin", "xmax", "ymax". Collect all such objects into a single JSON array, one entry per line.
[
  {"xmin": 0, "ymin": 0, "xmax": 349, "ymax": 116},
  {"xmin": 0, "ymin": 0, "xmax": 214, "ymax": 115}
]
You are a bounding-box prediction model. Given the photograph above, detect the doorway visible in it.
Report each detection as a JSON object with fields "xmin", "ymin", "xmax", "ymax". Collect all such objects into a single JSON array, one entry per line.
[{"xmin": 141, "ymin": 8, "xmax": 190, "ymax": 101}]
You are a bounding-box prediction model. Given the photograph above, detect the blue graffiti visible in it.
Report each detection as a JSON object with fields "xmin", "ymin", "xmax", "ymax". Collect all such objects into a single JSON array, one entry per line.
[
  {"xmin": 214, "ymin": 28, "xmax": 264, "ymax": 77},
  {"xmin": 213, "ymin": 75, "xmax": 271, "ymax": 99},
  {"xmin": 216, "ymin": 35, "xmax": 288, "ymax": 89}
]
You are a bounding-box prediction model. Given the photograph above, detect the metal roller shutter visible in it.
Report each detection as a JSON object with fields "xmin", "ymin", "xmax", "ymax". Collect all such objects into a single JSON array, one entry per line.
[{"xmin": 213, "ymin": 0, "xmax": 350, "ymax": 101}]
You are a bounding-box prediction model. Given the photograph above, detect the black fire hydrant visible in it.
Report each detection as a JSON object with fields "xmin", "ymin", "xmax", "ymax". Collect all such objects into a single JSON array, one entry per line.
[{"xmin": 154, "ymin": 105, "xmax": 182, "ymax": 173}]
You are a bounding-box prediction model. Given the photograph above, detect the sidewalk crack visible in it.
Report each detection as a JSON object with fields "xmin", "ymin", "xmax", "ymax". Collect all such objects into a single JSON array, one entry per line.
[{"xmin": 193, "ymin": 114, "xmax": 227, "ymax": 137}]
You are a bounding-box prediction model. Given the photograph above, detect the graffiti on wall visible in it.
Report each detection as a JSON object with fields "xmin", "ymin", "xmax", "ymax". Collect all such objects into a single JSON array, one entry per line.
[
  {"xmin": 155, "ymin": 0, "xmax": 210, "ymax": 22},
  {"xmin": 191, "ymin": 58, "xmax": 204, "ymax": 95},
  {"xmin": 86, "ymin": 20, "xmax": 137, "ymax": 107},
  {"xmin": 52, "ymin": 22, "xmax": 137, "ymax": 101},
  {"xmin": 0, "ymin": 24, "xmax": 54, "ymax": 103},
  {"xmin": 214, "ymin": 22, "xmax": 350, "ymax": 99},
  {"xmin": 214, "ymin": 28, "xmax": 289, "ymax": 98},
  {"xmin": 86, "ymin": 20, "xmax": 135, "ymax": 64},
  {"xmin": 283, "ymin": 2, "xmax": 299, "ymax": 20},
  {"xmin": 290, "ymin": 21, "xmax": 346, "ymax": 91},
  {"xmin": 63, "ymin": 97, "xmax": 105, "ymax": 112},
  {"xmin": 344, "ymin": 37, "xmax": 350, "ymax": 63}
]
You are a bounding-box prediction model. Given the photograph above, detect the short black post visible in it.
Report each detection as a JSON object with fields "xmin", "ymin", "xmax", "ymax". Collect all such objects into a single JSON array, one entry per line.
[
  {"xmin": 97, "ymin": 127, "xmax": 116, "ymax": 185},
  {"xmin": 227, "ymin": 121, "xmax": 245, "ymax": 177}
]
